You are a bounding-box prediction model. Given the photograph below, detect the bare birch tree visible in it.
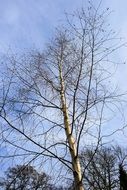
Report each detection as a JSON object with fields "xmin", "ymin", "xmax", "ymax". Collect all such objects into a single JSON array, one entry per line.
[{"xmin": 0, "ymin": 2, "xmax": 125, "ymax": 189}]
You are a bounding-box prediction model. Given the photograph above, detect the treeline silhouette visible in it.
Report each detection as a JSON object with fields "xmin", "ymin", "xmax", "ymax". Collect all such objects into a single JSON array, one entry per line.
[{"xmin": 0, "ymin": 146, "xmax": 127, "ymax": 189}]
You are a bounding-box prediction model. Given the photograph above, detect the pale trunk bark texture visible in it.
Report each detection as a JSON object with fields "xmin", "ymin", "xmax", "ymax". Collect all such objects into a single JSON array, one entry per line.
[{"xmin": 59, "ymin": 63, "xmax": 84, "ymax": 190}]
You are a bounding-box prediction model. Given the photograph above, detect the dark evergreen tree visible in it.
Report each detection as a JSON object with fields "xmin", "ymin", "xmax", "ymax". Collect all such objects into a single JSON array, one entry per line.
[{"xmin": 119, "ymin": 164, "xmax": 127, "ymax": 190}]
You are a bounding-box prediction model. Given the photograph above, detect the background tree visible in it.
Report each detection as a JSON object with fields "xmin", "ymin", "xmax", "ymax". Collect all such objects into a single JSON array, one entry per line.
[
  {"xmin": 0, "ymin": 1, "xmax": 125, "ymax": 189},
  {"xmin": 80, "ymin": 147, "xmax": 119, "ymax": 189},
  {"xmin": 0, "ymin": 165, "xmax": 51, "ymax": 190}
]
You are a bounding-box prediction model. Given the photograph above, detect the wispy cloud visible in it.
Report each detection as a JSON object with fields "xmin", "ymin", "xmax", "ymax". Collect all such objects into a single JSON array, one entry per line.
[{"xmin": 0, "ymin": 0, "xmax": 85, "ymax": 52}]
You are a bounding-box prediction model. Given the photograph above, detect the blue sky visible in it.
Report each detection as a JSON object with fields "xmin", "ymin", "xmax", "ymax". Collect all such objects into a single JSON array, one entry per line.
[
  {"xmin": 0, "ymin": 0, "xmax": 126, "ymax": 54},
  {"xmin": 0, "ymin": 0, "xmax": 84, "ymax": 52},
  {"xmin": 0, "ymin": 0, "xmax": 127, "ymax": 143}
]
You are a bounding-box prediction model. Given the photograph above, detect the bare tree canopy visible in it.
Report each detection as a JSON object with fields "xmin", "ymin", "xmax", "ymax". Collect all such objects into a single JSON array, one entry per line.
[{"xmin": 0, "ymin": 165, "xmax": 51, "ymax": 190}]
